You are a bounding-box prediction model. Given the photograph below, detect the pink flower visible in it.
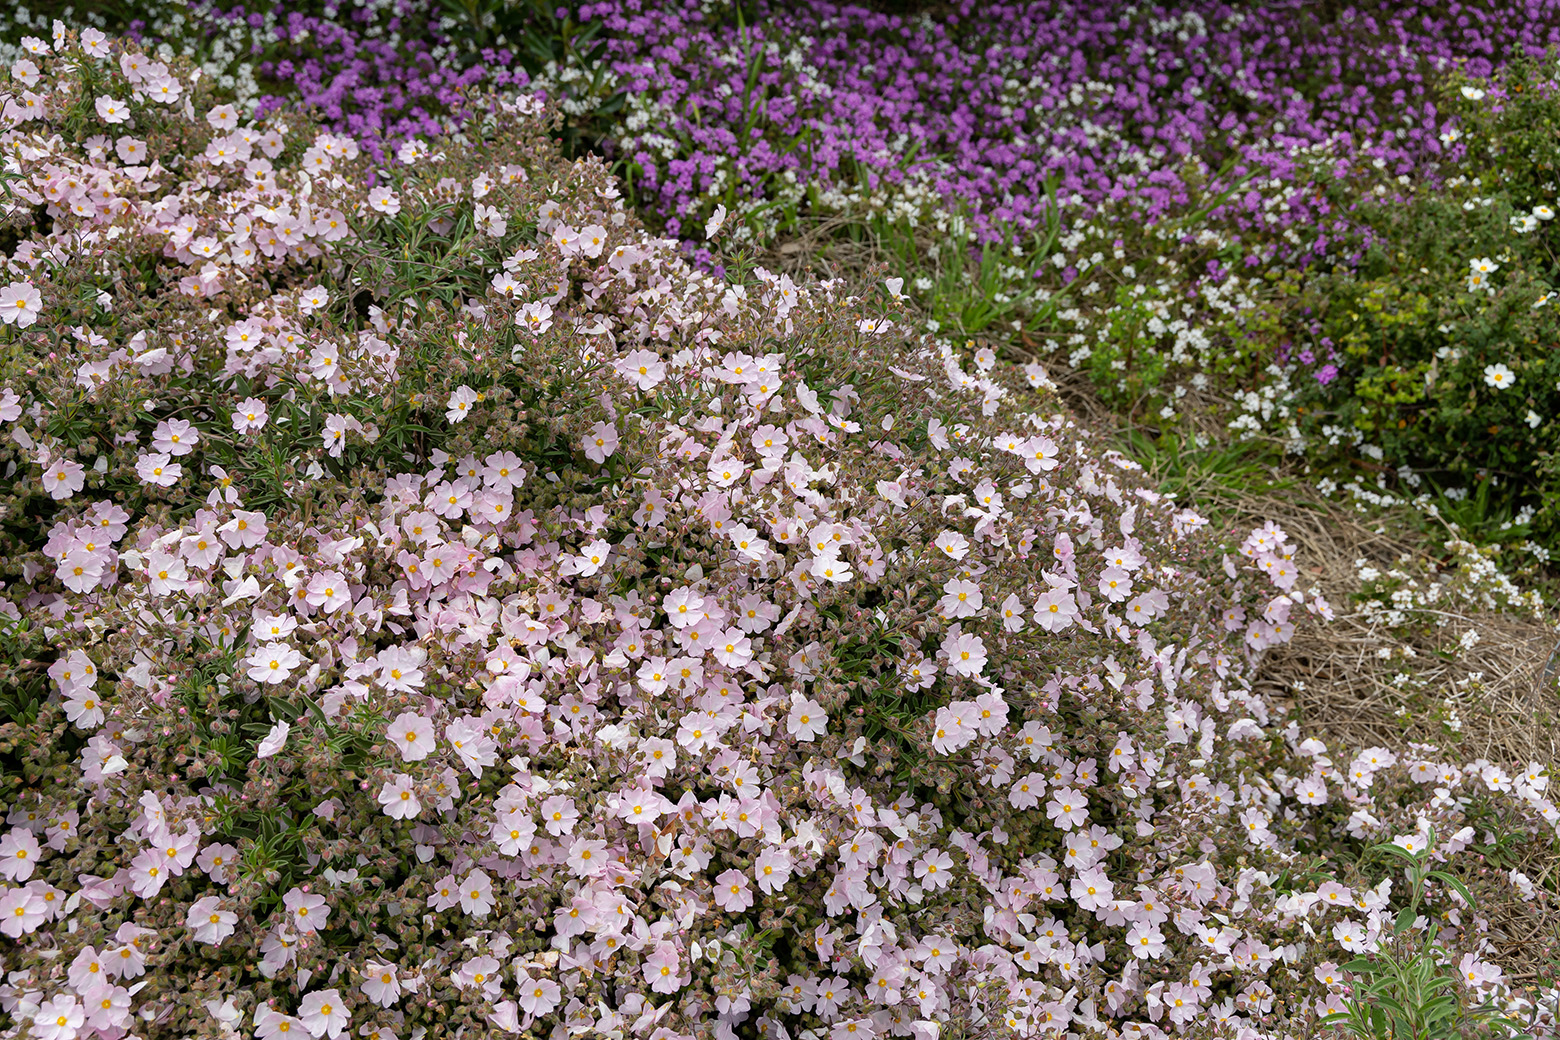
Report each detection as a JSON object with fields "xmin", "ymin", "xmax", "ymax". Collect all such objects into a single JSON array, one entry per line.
[
  {"xmin": 32, "ymin": 996, "xmax": 84, "ymax": 1040},
  {"xmin": 567, "ymin": 838, "xmax": 608, "ymax": 876},
  {"xmin": 1022, "ymin": 435, "xmax": 1060, "ymax": 472},
  {"xmin": 81, "ymin": 28, "xmax": 111, "ymax": 58},
  {"xmin": 445, "ymin": 717, "xmax": 497, "ymax": 778},
  {"xmin": 643, "ymin": 941, "xmax": 684, "ymax": 994},
  {"xmin": 197, "ymin": 843, "xmax": 238, "ymax": 883},
  {"xmin": 786, "ymin": 695, "xmax": 828, "ymax": 742},
  {"xmin": 933, "ymin": 530, "xmax": 969, "ymax": 560},
  {"xmin": 232, "ymin": 397, "xmax": 268, "ymax": 433},
  {"xmin": 136, "ymin": 452, "xmax": 182, "ymax": 487},
  {"xmin": 616, "ymin": 348, "xmax": 667, "ymax": 390},
  {"xmin": 187, "ymin": 895, "xmax": 237, "ymax": 945},
  {"xmin": 914, "ymin": 849, "xmax": 954, "ymax": 890},
  {"xmin": 256, "ymin": 1013, "xmax": 306, "ymax": 1040},
  {"xmin": 322, "ymin": 413, "xmax": 358, "ymax": 457},
  {"xmin": 0, "ymin": 828, "xmax": 39, "ymax": 882},
  {"xmin": 152, "ymin": 418, "xmax": 198, "ymax": 456},
  {"xmin": 755, "ymin": 847, "xmax": 792, "ymax": 894},
  {"xmin": 583, "ymin": 421, "xmax": 619, "ymax": 463},
  {"xmin": 713, "ymin": 868, "xmax": 753, "ymax": 912},
  {"xmin": 1046, "ymin": 788, "xmax": 1089, "ymax": 830},
  {"xmin": 1009, "ymin": 772, "xmax": 1044, "ymax": 809},
  {"xmin": 95, "ymin": 96, "xmax": 130, "ymax": 123},
  {"xmin": 517, "ymin": 973, "xmax": 561, "ymax": 1016},
  {"xmin": 283, "ymin": 888, "xmax": 330, "ymax": 933},
  {"xmin": 374, "ymin": 645, "xmax": 425, "ymax": 693},
  {"xmin": 459, "ymin": 869, "xmax": 495, "ymax": 917},
  {"xmin": 931, "ymin": 704, "xmax": 974, "ymax": 755},
  {"xmin": 218, "ymin": 509, "xmax": 267, "ymax": 549},
  {"xmin": 664, "ymin": 586, "xmax": 706, "ymax": 628},
  {"xmin": 367, "ymin": 186, "xmax": 400, "ymax": 215},
  {"xmin": 1098, "ymin": 566, "xmax": 1133, "ymax": 602},
  {"xmin": 256, "ymin": 720, "xmax": 290, "ymax": 758},
  {"xmin": 206, "ymin": 103, "xmax": 239, "ymax": 130},
  {"xmin": 0, "ymin": 885, "xmax": 45, "ymax": 936},
  {"xmin": 540, "ymin": 795, "xmax": 580, "ymax": 836},
  {"xmin": 1032, "ymin": 588, "xmax": 1078, "ymax": 633},
  {"xmin": 939, "ymin": 578, "xmax": 982, "ymax": 618},
  {"xmin": 58, "ymin": 548, "xmax": 104, "ymax": 593},
  {"xmin": 361, "ymin": 960, "xmax": 403, "ymax": 1007},
  {"xmin": 247, "ymin": 643, "xmax": 300, "ymax": 685},
  {"xmin": 1126, "ymin": 922, "xmax": 1166, "ymax": 959},
  {"xmin": 1459, "ymin": 952, "xmax": 1504, "ymax": 989},
  {"xmin": 298, "ymin": 989, "xmax": 348, "ymax": 1040},
  {"xmin": 1294, "ymin": 775, "xmax": 1329, "ymax": 805},
  {"xmin": 305, "ymin": 570, "xmax": 351, "ymax": 613},
  {"xmin": 942, "ymin": 630, "xmax": 987, "ymax": 677},
  {"xmin": 41, "ymin": 458, "xmax": 85, "ymax": 500},
  {"xmin": 1332, "ymin": 919, "xmax": 1372, "ymax": 953},
  {"xmin": 483, "ymin": 450, "xmax": 525, "ymax": 489},
  {"xmin": 387, "ymin": 711, "xmax": 436, "ymax": 761},
  {"xmin": 378, "ymin": 774, "xmax": 421, "ymax": 819},
  {"xmin": 517, "ymin": 300, "xmax": 552, "ymax": 334},
  {"xmin": 712, "ymin": 628, "xmax": 752, "ymax": 668}
]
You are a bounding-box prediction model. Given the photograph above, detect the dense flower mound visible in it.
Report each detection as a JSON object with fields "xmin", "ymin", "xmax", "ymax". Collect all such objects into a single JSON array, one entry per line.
[
  {"xmin": 218, "ymin": 0, "xmax": 1560, "ymax": 245},
  {"xmin": 0, "ymin": 30, "xmax": 1557, "ymax": 1040}
]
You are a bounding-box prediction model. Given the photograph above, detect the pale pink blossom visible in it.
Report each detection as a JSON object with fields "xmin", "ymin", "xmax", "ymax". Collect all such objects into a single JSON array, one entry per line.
[
  {"xmin": 387, "ymin": 711, "xmax": 436, "ymax": 761},
  {"xmin": 584, "ymin": 421, "xmax": 618, "ymax": 463}
]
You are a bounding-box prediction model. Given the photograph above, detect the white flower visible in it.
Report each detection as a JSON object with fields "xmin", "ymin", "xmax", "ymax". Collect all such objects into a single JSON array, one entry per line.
[
  {"xmin": 247, "ymin": 643, "xmax": 301, "ymax": 684},
  {"xmin": 1460, "ymin": 85, "xmax": 1486, "ymax": 101},
  {"xmin": 0, "ymin": 281, "xmax": 42, "ymax": 327},
  {"xmin": 256, "ymin": 719, "xmax": 291, "ymax": 758},
  {"xmin": 1527, "ymin": 409, "xmax": 1543, "ymax": 429},
  {"xmin": 1483, "ymin": 363, "xmax": 1515, "ymax": 390},
  {"xmin": 704, "ymin": 203, "xmax": 728, "ymax": 241},
  {"xmin": 1534, "ymin": 204, "xmax": 1555, "ymax": 221},
  {"xmin": 1466, "ymin": 256, "xmax": 1498, "ymax": 292}
]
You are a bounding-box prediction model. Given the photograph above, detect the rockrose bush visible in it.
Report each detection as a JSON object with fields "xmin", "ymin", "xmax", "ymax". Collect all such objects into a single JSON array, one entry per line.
[{"xmin": 0, "ymin": 28, "xmax": 1557, "ymax": 1040}]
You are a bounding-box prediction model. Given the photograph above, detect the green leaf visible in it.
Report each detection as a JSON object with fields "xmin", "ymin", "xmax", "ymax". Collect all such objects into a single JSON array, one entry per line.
[
  {"xmin": 1426, "ymin": 870, "xmax": 1474, "ymax": 906},
  {"xmin": 1394, "ymin": 905, "xmax": 1417, "ymax": 934},
  {"xmin": 1371, "ymin": 840, "xmax": 1421, "ymax": 864}
]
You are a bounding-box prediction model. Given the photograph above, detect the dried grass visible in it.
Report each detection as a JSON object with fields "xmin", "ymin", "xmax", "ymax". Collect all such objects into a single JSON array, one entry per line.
[{"xmin": 1230, "ymin": 486, "xmax": 1560, "ymax": 978}]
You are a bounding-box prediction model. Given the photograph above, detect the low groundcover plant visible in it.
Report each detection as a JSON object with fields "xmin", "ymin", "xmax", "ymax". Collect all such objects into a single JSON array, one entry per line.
[{"xmin": 0, "ymin": 27, "xmax": 1555, "ymax": 1040}]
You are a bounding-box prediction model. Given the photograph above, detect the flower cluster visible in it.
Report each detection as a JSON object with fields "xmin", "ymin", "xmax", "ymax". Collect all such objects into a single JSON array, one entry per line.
[{"xmin": 0, "ymin": 25, "xmax": 1556, "ymax": 1040}]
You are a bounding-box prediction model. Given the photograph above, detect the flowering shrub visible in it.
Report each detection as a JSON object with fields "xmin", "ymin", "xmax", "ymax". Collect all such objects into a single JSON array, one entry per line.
[
  {"xmin": 0, "ymin": 27, "xmax": 1557, "ymax": 1040},
  {"xmin": 1270, "ymin": 57, "xmax": 1560, "ymax": 550}
]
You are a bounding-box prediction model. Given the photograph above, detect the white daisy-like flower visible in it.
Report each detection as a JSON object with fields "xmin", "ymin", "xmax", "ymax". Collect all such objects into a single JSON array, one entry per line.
[
  {"xmin": 1483, "ymin": 363, "xmax": 1515, "ymax": 390},
  {"xmin": 1461, "ymin": 85, "xmax": 1486, "ymax": 101}
]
